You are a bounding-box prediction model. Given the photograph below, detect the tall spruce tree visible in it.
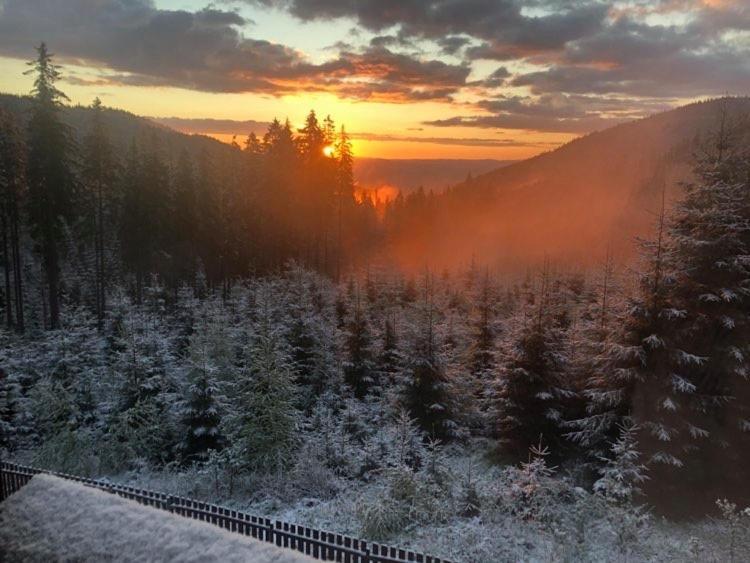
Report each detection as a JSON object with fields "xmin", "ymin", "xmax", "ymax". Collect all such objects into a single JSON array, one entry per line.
[
  {"xmin": 25, "ymin": 43, "xmax": 74, "ymax": 329},
  {"xmin": 82, "ymin": 98, "xmax": 115, "ymax": 330},
  {"xmin": 335, "ymin": 126, "xmax": 354, "ymax": 280},
  {"xmin": 631, "ymin": 108, "xmax": 750, "ymax": 510}
]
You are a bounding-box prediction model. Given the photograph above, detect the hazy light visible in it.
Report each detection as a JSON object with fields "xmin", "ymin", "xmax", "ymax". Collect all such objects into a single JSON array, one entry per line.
[{"xmin": 323, "ymin": 145, "xmax": 335, "ymax": 157}]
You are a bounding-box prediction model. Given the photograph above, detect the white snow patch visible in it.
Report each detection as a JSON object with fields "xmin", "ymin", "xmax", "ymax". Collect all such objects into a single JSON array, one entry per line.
[{"xmin": 0, "ymin": 474, "xmax": 314, "ymax": 563}]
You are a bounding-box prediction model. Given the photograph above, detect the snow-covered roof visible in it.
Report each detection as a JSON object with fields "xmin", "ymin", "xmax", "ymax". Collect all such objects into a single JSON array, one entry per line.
[{"xmin": 0, "ymin": 474, "xmax": 314, "ymax": 562}]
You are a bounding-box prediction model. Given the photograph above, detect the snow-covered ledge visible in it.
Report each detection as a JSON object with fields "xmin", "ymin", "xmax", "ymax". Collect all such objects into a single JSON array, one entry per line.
[{"xmin": 0, "ymin": 474, "xmax": 314, "ymax": 562}]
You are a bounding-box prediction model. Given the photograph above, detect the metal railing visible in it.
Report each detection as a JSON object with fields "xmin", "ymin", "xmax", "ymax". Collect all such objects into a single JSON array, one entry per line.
[{"xmin": 0, "ymin": 461, "xmax": 450, "ymax": 563}]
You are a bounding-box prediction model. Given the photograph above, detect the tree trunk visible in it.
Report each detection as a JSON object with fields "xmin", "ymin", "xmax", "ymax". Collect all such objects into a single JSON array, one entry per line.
[
  {"xmin": 96, "ymin": 180, "xmax": 105, "ymax": 331},
  {"xmin": 10, "ymin": 200, "xmax": 24, "ymax": 333},
  {"xmin": 1, "ymin": 209, "xmax": 13, "ymax": 329},
  {"xmin": 45, "ymin": 240, "xmax": 60, "ymax": 330}
]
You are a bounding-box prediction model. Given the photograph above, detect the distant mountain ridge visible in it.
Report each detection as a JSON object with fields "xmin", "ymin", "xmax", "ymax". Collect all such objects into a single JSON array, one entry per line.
[
  {"xmin": 354, "ymin": 158, "xmax": 514, "ymax": 194},
  {"xmin": 0, "ymin": 94, "xmax": 512, "ymax": 196}
]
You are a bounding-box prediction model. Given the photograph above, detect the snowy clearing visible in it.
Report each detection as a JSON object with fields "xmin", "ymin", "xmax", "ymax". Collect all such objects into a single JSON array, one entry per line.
[{"xmin": 0, "ymin": 474, "xmax": 313, "ymax": 563}]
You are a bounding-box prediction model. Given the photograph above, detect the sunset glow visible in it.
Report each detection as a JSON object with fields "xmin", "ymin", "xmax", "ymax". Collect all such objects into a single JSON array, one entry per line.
[{"xmin": 1, "ymin": 1, "xmax": 745, "ymax": 158}]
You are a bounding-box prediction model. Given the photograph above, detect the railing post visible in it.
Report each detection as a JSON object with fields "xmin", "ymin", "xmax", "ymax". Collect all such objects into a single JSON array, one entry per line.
[{"xmin": 266, "ymin": 518, "xmax": 274, "ymax": 545}]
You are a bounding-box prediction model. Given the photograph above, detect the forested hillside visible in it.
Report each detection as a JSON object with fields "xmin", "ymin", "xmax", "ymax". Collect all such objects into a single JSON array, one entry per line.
[
  {"xmin": 385, "ymin": 98, "xmax": 750, "ymax": 270},
  {"xmin": 0, "ymin": 83, "xmax": 388, "ymax": 332}
]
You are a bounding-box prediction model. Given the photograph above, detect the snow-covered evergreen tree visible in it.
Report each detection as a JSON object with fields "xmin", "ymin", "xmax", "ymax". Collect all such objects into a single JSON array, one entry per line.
[
  {"xmin": 607, "ymin": 184, "xmax": 688, "ymax": 470},
  {"xmin": 401, "ymin": 274, "xmax": 453, "ymax": 440},
  {"xmin": 594, "ymin": 422, "xmax": 648, "ymax": 504},
  {"xmin": 565, "ymin": 259, "xmax": 629, "ymax": 461},
  {"xmin": 343, "ymin": 291, "xmax": 376, "ymax": 399},
  {"xmin": 180, "ymin": 318, "xmax": 224, "ymax": 463},
  {"xmin": 641, "ymin": 110, "xmax": 750, "ymax": 507},
  {"xmin": 496, "ymin": 268, "xmax": 571, "ymax": 459},
  {"xmin": 233, "ymin": 290, "xmax": 299, "ymax": 473},
  {"xmin": 105, "ymin": 290, "xmax": 177, "ymax": 467}
]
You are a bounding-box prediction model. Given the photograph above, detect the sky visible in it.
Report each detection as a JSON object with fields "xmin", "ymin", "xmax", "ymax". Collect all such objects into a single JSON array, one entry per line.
[{"xmin": 0, "ymin": 0, "xmax": 748, "ymax": 159}]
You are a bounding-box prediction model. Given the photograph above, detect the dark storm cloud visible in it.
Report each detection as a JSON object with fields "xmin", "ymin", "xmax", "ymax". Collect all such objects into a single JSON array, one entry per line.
[
  {"xmin": 0, "ymin": 0, "xmax": 469, "ymax": 101},
  {"xmin": 252, "ymin": 0, "xmax": 609, "ymax": 60},
  {"xmin": 512, "ymin": 48, "xmax": 750, "ymax": 99},
  {"xmin": 511, "ymin": 11, "xmax": 750, "ymax": 97},
  {"xmin": 471, "ymin": 67, "xmax": 511, "ymax": 89},
  {"xmin": 435, "ymin": 36, "xmax": 472, "ymax": 56}
]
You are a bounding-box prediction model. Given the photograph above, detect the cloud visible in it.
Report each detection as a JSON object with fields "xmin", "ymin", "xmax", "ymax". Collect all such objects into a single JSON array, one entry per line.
[
  {"xmin": 246, "ymin": 0, "xmax": 750, "ymax": 128},
  {"xmin": 352, "ymin": 131, "xmax": 557, "ymax": 148},
  {"xmin": 425, "ymin": 114, "xmax": 620, "ymax": 134},
  {"xmin": 436, "ymin": 35, "xmax": 472, "ymax": 56},
  {"xmin": 150, "ymin": 116, "xmax": 269, "ymax": 136},
  {"xmin": 509, "ymin": 10, "xmax": 750, "ymax": 97},
  {"xmin": 425, "ymin": 93, "xmax": 677, "ymax": 133},
  {"xmin": 252, "ymin": 0, "xmax": 609, "ymax": 60},
  {"xmin": 0, "ymin": 0, "xmax": 469, "ymax": 101},
  {"xmin": 470, "ymin": 67, "xmax": 511, "ymax": 89},
  {"xmin": 512, "ymin": 48, "xmax": 750, "ymax": 98},
  {"xmin": 152, "ymin": 114, "xmax": 554, "ymax": 148}
]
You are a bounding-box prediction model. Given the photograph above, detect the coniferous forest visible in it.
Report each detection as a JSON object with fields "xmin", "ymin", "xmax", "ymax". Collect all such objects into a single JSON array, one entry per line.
[{"xmin": 3, "ymin": 44, "xmax": 750, "ymax": 562}]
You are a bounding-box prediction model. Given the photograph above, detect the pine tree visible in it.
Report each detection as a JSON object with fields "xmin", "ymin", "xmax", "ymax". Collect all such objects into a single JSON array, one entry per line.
[
  {"xmin": 605, "ymin": 181, "xmax": 689, "ymax": 472},
  {"xmin": 82, "ymin": 98, "xmax": 115, "ymax": 330},
  {"xmin": 496, "ymin": 266, "xmax": 571, "ymax": 459},
  {"xmin": 402, "ymin": 274, "xmax": 453, "ymax": 440},
  {"xmin": 667, "ymin": 111, "xmax": 750, "ymax": 442},
  {"xmin": 343, "ymin": 290, "xmax": 376, "ymax": 398},
  {"xmin": 170, "ymin": 150, "xmax": 199, "ymax": 288},
  {"xmin": 298, "ymin": 110, "xmax": 325, "ymax": 160},
  {"xmin": 108, "ymin": 293, "xmax": 177, "ymax": 466},
  {"xmin": 594, "ymin": 422, "xmax": 648, "ymax": 504},
  {"xmin": 335, "ymin": 126, "xmax": 354, "ymax": 280},
  {"xmin": 469, "ymin": 270, "xmax": 497, "ymax": 380},
  {"xmin": 628, "ymin": 107, "xmax": 750, "ymax": 509},
  {"xmin": 378, "ymin": 313, "xmax": 403, "ymax": 386},
  {"xmin": 565, "ymin": 257, "xmax": 627, "ymax": 459},
  {"xmin": 25, "ymin": 43, "xmax": 75, "ymax": 329},
  {"xmin": 234, "ymin": 297, "xmax": 298, "ymax": 473},
  {"xmin": 181, "ymin": 323, "xmax": 223, "ymax": 462},
  {"xmin": 119, "ymin": 138, "xmax": 167, "ymax": 303}
]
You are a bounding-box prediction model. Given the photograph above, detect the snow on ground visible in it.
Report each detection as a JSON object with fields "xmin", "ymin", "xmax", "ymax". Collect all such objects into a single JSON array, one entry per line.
[{"xmin": 0, "ymin": 474, "xmax": 314, "ymax": 563}]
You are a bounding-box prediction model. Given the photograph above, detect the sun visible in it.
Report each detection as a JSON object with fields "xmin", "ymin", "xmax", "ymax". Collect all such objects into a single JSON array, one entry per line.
[{"xmin": 323, "ymin": 145, "xmax": 335, "ymax": 157}]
